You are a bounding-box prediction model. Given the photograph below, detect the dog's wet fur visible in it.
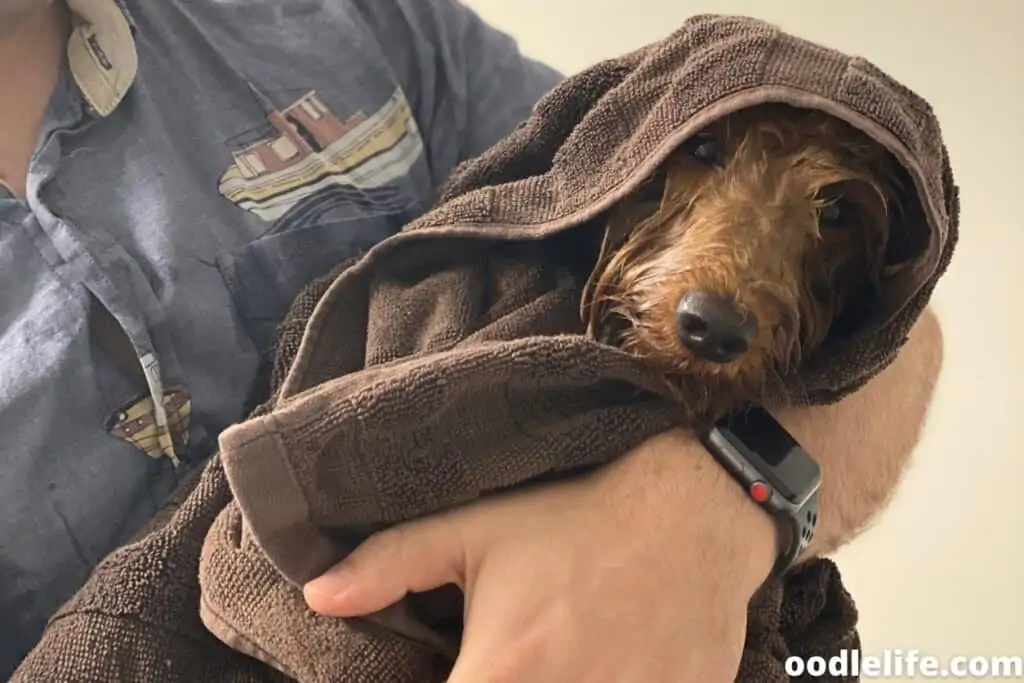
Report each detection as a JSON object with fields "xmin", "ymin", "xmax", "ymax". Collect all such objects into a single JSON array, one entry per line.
[{"xmin": 584, "ymin": 103, "xmax": 909, "ymax": 418}]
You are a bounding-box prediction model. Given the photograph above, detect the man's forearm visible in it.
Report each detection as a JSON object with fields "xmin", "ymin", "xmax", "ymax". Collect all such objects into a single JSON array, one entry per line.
[
  {"xmin": 776, "ymin": 307, "xmax": 944, "ymax": 557},
  {"xmin": 598, "ymin": 307, "xmax": 943, "ymax": 584}
]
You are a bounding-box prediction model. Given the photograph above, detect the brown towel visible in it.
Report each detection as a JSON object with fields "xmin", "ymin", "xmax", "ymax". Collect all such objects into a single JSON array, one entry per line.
[{"xmin": 13, "ymin": 13, "xmax": 957, "ymax": 683}]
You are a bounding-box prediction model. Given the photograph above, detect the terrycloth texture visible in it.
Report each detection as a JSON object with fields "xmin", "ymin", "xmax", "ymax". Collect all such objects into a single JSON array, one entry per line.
[
  {"xmin": 14, "ymin": 13, "xmax": 957, "ymax": 683},
  {"xmin": 12, "ymin": 263, "xmax": 861, "ymax": 683}
]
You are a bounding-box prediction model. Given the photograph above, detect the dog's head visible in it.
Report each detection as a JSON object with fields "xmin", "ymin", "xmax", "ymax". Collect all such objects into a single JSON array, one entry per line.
[{"xmin": 585, "ymin": 103, "xmax": 912, "ymax": 416}]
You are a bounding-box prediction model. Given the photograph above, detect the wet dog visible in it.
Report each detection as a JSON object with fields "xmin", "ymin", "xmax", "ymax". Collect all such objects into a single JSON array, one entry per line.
[{"xmin": 584, "ymin": 103, "xmax": 909, "ymax": 418}]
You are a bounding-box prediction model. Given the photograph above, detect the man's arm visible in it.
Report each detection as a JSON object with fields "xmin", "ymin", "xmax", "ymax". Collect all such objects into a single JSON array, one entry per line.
[
  {"xmin": 349, "ymin": 0, "xmax": 563, "ymax": 195},
  {"xmin": 610, "ymin": 306, "xmax": 944, "ymax": 566},
  {"xmin": 780, "ymin": 307, "xmax": 944, "ymax": 557}
]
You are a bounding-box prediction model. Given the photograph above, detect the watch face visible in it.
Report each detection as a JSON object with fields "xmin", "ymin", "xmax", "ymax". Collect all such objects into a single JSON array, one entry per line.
[
  {"xmin": 723, "ymin": 408, "xmax": 797, "ymax": 466},
  {"xmin": 714, "ymin": 406, "xmax": 820, "ymax": 505}
]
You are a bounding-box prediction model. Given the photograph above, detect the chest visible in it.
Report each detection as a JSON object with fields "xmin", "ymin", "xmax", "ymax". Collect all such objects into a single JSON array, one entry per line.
[
  {"xmin": 0, "ymin": 142, "xmax": 32, "ymax": 201},
  {"xmin": 3, "ymin": 8, "xmax": 441, "ymax": 451},
  {"xmin": 36, "ymin": 22, "xmax": 437, "ymax": 352},
  {"xmin": 0, "ymin": 74, "xmax": 58, "ymax": 201},
  {"xmin": 50, "ymin": 45, "xmax": 433, "ymax": 252}
]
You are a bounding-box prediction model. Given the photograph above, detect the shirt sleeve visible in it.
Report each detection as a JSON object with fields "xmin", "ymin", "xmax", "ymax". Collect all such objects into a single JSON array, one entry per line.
[{"xmin": 349, "ymin": 0, "xmax": 564, "ymax": 194}]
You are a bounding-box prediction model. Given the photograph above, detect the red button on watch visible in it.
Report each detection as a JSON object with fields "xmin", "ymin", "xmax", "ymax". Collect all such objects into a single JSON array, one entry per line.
[{"xmin": 748, "ymin": 480, "xmax": 772, "ymax": 503}]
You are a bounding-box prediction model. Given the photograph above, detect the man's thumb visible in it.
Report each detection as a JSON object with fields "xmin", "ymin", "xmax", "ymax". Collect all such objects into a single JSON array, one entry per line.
[{"xmin": 303, "ymin": 514, "xmax": 467, "ymax": 617}]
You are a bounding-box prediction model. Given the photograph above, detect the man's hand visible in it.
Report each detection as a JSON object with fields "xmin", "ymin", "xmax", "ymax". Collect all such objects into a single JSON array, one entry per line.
[
  {"xmin": 302, "ymin": 309, "xmax": 942, "ymax": 682},
  {"xmin": 304, "ymin": 429, "xmax": 776, "ymax": 683}
]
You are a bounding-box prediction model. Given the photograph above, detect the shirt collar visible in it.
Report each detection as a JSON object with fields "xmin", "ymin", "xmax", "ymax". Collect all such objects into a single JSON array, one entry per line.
[{"xmin": 66, "ymin": 0, "xmax": 138, "ymax": 117}]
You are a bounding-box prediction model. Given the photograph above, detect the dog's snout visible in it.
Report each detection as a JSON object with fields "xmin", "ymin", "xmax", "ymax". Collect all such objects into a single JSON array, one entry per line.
[{"xmin": 675, "ymin": 290, "xmax": 757, "ymax": 363}]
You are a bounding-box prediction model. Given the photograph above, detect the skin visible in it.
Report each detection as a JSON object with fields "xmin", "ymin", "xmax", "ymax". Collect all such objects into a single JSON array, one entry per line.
[
  {"xmin": 0, "ymin": 0, "xmax": 69, "ymax": 199},
  {"xmin": 4, "ymin": 4, "xmax": 945, "ymax": 680},
  {"xmin": 0, "ymin": 0, "xmax": 48, "ymax": 34}
]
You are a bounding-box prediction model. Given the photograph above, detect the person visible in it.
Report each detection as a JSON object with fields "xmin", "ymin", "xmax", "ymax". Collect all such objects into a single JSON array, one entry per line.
[{"xmin": 0, "ymin": 0, "xmax": 943, "ymax": 679}]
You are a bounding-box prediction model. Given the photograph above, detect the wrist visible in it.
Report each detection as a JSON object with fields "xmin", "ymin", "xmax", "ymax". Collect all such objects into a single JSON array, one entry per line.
[
  {"xmin": 601, "ymin": 429, "xmax": 778, "ymax": 595},
  {"xmin": 686, "ymin": 439, "xmax": 778, "ymax": 593}
]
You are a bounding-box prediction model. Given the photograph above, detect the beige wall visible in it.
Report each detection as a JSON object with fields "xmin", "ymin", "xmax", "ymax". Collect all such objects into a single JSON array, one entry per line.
[{"xmin": 461, "ymin": 0, "xmax": 1024, "ymax": 678}]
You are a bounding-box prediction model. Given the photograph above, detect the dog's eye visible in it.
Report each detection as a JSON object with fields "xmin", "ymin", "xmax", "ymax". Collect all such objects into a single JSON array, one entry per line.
[
  {"xmin": 819, "ymin": 198, "xmax": 856, "ymax": 228},
  {"xmin": 689, "ymin": 134, "xmax": 720, "ymax": 164}
]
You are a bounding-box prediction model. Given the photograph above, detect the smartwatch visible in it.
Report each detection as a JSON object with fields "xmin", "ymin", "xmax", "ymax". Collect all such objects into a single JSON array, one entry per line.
[{"xmin": 699, "ymin": 405, "xmax": 821, "ymax": 581}]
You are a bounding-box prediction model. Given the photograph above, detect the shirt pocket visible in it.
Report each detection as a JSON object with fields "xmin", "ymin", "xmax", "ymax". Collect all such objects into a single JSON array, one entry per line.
[{"xmin": 215, "ymin": 201, "xmax": 423, "ymax": 358}]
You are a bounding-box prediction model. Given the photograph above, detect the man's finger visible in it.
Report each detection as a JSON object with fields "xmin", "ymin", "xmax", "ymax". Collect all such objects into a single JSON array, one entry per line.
[{"xmin": 302, "ymin": 512, "xmax": 468, "ymax": 617}]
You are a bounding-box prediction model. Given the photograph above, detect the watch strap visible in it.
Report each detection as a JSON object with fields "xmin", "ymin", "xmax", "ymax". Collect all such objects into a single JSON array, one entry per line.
[{"xmin": 768, "ymin": 487, "xmax": 819, "ymax": 581}]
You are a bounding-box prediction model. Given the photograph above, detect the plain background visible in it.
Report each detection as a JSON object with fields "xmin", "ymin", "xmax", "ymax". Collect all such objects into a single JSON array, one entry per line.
[{"xmin": 461, "ymin": 0, "xmax": 1023, "ymax": 678}]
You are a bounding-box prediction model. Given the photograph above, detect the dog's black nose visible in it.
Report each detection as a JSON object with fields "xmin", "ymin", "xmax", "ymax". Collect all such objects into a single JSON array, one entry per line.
[{"xmin": 675, "ymin": 290, "xmax": 757, "ymax": 363}]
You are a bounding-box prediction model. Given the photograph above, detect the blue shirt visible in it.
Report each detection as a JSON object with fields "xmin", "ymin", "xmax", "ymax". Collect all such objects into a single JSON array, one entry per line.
[{"xmin": 0, "ymin": 0, "xmax": 561, "ymax": 672}]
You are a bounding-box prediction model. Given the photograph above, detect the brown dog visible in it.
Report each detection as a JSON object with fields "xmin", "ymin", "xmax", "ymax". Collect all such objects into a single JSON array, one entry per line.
[{"xmin": 584, "ymin": 103, "xmax": 909, "ymax": 419}]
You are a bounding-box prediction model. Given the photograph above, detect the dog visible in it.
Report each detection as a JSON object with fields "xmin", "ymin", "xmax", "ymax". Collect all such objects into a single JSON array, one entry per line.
[{"xmin": 583, "ymin": 103, "xmax": 910, "ymax": 419}]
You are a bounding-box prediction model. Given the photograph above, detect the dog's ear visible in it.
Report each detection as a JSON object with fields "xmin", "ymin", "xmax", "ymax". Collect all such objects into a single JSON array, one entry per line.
[
  {"xmin": 641, "ymin": 167, "xmax": 669, "ymax": 205},
  {"xmin": 603, "ymin": 167, "xmax": 666, "ymax": 248},
  {"xmin": 659, "ymin": 147, "xmax": 704, "ymax": 213},
  {"xmin": 832, "ymin": 164, "xmax": 929, "ymax": 341},
  {"xmin": 581, "ymin": 167, "xmax": 667, "ymax": 338},
  {"xmin": 881, "ymin": 166, "xmax": 929, "ymax": 277}
]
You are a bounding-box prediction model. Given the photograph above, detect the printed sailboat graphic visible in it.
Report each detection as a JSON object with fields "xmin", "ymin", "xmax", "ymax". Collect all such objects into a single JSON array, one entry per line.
[{"xmin": 218, "ymin": 83, "xmax": 424, "ymax": 223}]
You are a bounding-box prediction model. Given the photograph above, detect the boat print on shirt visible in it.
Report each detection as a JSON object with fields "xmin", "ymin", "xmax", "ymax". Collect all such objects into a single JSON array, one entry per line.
[{"xmin": 217, "ymin": 83, "xmax": 425, "ymax": 228}]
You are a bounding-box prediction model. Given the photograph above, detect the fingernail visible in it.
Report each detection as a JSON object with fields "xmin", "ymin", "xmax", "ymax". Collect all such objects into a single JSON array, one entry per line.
[{"xmin": 304, "ymin": 565, "xmax": 357, "ymax": 600}]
